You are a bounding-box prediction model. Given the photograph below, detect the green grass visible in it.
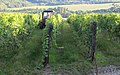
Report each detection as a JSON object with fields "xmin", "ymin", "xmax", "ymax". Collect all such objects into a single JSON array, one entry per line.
[{"xmin": 96, "ymin": 32, "xmax": 120, "ymax": 66}]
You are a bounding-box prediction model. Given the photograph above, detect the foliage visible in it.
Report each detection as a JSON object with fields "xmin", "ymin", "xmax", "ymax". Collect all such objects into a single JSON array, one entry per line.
[
  {"xmin": 0, "ymin": 12, "xmax": 40, "ymax": 59},
  {"xmin": 67, "ymin": 13, "xmax": 120, "ymax": 43}
]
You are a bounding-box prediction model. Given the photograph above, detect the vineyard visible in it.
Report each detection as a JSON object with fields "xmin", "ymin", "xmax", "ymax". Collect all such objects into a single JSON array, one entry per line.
[{"xmin": 0, "ymin": 12, "xmax": 120, "ymax": 75}]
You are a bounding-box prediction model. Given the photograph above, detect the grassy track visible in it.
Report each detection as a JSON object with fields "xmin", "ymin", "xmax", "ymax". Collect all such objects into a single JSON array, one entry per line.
[{"xmin": 48, "ymin": 21, "xmax": 92, "ymax": 75}]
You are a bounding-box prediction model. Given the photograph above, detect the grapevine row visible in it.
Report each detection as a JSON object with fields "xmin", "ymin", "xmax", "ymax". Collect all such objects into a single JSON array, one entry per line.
[
  {"xmin": 0, "ymin": 12, "xmax": 40, "ymax": 58},
  {"xmin": 41, "ymin": 14, "xmax": 63, "ymax": 67}
]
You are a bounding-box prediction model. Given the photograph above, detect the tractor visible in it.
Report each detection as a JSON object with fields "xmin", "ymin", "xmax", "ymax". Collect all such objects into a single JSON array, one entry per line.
[{"xmin": 38, "ymin": 10, "xmax": 54, "ymax": 29}]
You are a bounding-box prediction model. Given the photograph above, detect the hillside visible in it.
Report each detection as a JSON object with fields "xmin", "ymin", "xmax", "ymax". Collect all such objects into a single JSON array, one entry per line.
[
  {"xmin": 0, "ymin": 0, "xmax": 33, "ymax": 9},
  {"xmin": 0, "ymin": 0, "xmax": 120, "ymax": 9}
]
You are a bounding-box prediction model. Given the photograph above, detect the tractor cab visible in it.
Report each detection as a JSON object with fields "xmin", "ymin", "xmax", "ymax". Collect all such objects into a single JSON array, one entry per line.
[
  {"xmin": 38, "ymin": 10, "xmax": 54, "ymax": 29},
  {"xmin": 42, "ymin": 11, "xmax": 54, "ymax": 19}
]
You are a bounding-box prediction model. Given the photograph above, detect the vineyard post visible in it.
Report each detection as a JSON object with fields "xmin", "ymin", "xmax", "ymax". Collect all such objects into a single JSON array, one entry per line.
[
  {"xmin": 91, "ymin": 22, "xmax": 97, "ymax": 61},
  {"xmin": 43, "ymin": 25, "xmax": 53, "ymax": 67},
  {"xmin": 91, "ymin": 22, "xmax": 98, "ymax": 75}
]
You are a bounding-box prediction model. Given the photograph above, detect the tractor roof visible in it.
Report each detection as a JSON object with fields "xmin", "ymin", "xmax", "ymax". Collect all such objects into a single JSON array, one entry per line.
[{"xmin": 43, "ymin": 10, "xmax": 55, "ymax": 12}]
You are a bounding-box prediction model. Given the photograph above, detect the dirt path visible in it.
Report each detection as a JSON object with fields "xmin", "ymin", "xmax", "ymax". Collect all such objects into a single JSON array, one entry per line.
[
  {"xmin": 42, "ymin": 65, "xmax": 120, "ymax": 75},
  {"xmin": 91, "ymin": 65, "xmax": 120, "ymax": 75},
  {"xmin": 42, "ymin": 65, "xmax": 52, "ymax": 75}
]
